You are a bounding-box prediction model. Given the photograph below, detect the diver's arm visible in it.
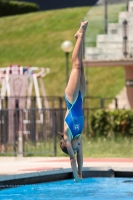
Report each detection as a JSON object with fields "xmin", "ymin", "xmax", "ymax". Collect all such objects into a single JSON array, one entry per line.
[
  {"xmin": 64, "ymin": 132, "xmax": 82, "ymax": 182},
  {"xmin": 77, "ymin": 137, "xmax": 83, "ymax": 177}
]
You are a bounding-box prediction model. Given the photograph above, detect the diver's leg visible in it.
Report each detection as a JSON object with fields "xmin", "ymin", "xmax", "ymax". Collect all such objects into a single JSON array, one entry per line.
[
  {"xmin": 79, "ymin": 33, "xmax": 86, "ymax": 98},
  {"xmin": 65, "ymin": 21, "xmax": 88, "ymax": 103}
]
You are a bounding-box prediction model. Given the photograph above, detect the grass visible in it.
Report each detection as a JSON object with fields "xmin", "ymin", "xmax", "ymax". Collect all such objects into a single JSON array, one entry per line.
[
  {"xmin": 82, "ymin": 135, "xmax": 133, "ymax": 158},
  {"xmin": 1, "ymin": 135, "xmax": 133, "ymax": 157},
  {"xmin": 0, "ymin": 4, "xmax": 126, "ymax": 106},
  {"xmin": 0, "ymin": 7, "xmax": 90, "ymax": 97}
]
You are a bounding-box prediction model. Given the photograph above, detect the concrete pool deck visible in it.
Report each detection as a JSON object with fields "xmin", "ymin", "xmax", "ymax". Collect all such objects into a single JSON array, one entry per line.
[{"xmin": 0, "ymin": 157, "xmax": 133, "ymax": 186}]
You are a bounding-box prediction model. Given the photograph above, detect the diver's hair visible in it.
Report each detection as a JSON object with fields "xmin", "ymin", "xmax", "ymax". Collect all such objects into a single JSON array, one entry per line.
[
  {"xmin": 57, "ymin": 132, "xmax": 68, "ymax": 155},
  {"xmin": 60, "ymin": 139, "xmax": 68, "ymax": 155}
]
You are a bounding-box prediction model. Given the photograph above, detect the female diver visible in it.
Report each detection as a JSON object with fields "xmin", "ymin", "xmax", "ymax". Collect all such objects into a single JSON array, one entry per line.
[{"xmin": 58, "ymin": 21, "xmax": 88, "ymax": 182}]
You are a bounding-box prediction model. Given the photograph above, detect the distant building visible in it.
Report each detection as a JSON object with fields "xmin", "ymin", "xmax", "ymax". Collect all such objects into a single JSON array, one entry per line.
[{"xmin": 18, "ymin": 0, "xmax": 98, "ymax": 11}]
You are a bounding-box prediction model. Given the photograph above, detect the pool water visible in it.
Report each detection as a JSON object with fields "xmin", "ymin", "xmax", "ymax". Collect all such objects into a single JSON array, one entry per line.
[{"xmin": 0, "ymin": 178, "xmax": 133, "ymax": 200}]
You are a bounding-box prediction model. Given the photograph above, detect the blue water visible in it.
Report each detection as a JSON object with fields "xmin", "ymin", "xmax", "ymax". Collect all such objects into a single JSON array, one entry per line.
[{"xmin": 0, "ymin": 178, "xmax": 133, "ymax": 200}]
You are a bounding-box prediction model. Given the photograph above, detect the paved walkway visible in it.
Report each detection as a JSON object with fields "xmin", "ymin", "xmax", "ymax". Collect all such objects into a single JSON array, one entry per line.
[
  {"xmin": 0, "ymin": 157, "xmax": 133, "ymax": 176},
  {"xmin": 108, "ymin": 87, "xmax": 130, "ymax": 109}
]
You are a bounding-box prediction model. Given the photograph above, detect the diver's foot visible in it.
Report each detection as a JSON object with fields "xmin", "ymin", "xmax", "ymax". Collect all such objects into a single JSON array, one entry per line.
[{"xmin": 74, "ymin": 21, "xmax": 88, "ymax": 39}]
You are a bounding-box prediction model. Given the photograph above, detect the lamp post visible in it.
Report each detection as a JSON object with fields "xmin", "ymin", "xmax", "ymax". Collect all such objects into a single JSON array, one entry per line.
[
  {"xmin": 104, "ymin": 0, "xmax": 108, "ymax": 34},
  {"xmin": 61, "ymin": 40, "xmax": 73, "ymax": 84}
]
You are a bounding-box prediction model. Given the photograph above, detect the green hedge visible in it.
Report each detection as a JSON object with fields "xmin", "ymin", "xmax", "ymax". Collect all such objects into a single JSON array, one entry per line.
[
  {"xmin": 90, "ymin": 109, "xmax": 133, "ymax": 137},
  {"xmin": 0, "ymin": 0, "xmax": 39, "ymax": 17}
]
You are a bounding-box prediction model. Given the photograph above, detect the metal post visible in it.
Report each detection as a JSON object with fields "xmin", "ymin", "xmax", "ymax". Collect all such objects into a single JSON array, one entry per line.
[
  {"xmin": 104, "ymin": 0, "xmax": 108, "ymax": 34},
  {"xmin": 13, "ymin": 111, "xmax": 17, "ymax": 157},
  {"xmin": 52, "ymin": 109, "xmax": 56, "ymax": 156},
  {"xmin": 4, "ymin": 110, "xmax": 7, "ymax": 152},
  {"xmin": 126, "ymin": 0, "xmax": 129, "ymax": 11},
  {"xmin": 5, "ymin": 96, "xmax": 8, "ymax": 108},
  {"xmin": 100, "ymin": 98, "xmax": 104, "ymax": 109},
  {"xmin": 18, "ymin": 131, "xmax": 23, "ymax": 157},
  {"xmin": 59, "ymin": 97, "xmax": 63, "ymax": 132},
  {"xmin": 65, "ymin": 52, "xmax": 69, "ymax": 85},
  {"xmin": 114, "ymin": 98, "xmax": 118, "ymax": 109}
]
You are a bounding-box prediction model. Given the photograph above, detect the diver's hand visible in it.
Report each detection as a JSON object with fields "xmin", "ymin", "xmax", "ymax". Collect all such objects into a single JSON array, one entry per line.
[{"xmin": 74, "ymin": 177, "xmax": 84, "ymax": 182}]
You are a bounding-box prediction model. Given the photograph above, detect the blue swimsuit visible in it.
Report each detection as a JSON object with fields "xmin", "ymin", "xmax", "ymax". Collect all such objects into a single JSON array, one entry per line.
[{"xmin": 64, "ymin": 91, "xmax": 84, "ymax": 139}]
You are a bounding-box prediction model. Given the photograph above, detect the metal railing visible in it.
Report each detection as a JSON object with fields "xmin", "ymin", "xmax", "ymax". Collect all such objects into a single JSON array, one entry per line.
[
  {"xmin": 0, "ymin": 96, "xmax": 119, "ymax": 156},
  {"xmin": 0, "ymin": 108, "xmax": 59, "ymax": 156}
]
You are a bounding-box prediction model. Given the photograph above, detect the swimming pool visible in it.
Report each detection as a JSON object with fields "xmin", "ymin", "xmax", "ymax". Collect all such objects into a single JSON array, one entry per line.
[{"xmin": 0, "ymin": 178, "xmax": 133, "ymax": 200}]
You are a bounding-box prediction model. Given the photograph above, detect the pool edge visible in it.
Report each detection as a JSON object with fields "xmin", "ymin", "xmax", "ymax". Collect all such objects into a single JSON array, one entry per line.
[{"xmin": 0, "ymin": 167, "xmax": 133, "ymax": 188}]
